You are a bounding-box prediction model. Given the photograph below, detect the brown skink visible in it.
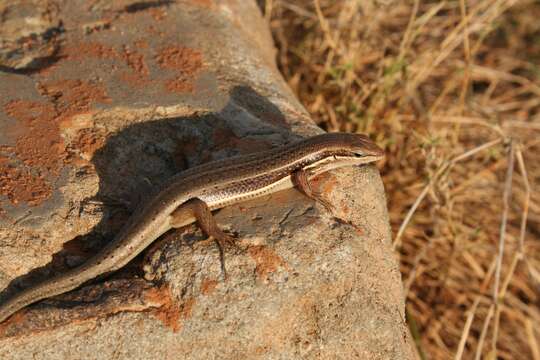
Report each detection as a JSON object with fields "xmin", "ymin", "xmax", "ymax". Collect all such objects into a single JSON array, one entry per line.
[{"xmin": 0, "ymin": 132, "xmax": 384, "ymax": 323}]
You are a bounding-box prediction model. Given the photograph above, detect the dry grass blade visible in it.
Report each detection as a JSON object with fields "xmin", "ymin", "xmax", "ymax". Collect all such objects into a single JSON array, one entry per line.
[
  {"xmin": 526, "ymin": 318, "xmax": 540, "ymax": 360},
  {"xmin": 393, "ymin": 138, "xmax": 503, "ymax": 250},
  {"xmin": 490, "ymin": 141, "xmax": 515, "ymax": 356},
  {"xmin": 514, "ymin": 146, "xmax": 530, "ymax": 254},
  {"xmin": 393, "ymin": 184, "xmax": 429, "ymax": 251},
  {"xmin": 475, "ymin": 304, "xmax": 495, "ymax": 360},
  {"xmin": 313, "ymin": 0, "xmax": 337, "ymax": 50},
  {"xmin": 454, "ymin": 296, "xmax": 480, "ymax": 360}
]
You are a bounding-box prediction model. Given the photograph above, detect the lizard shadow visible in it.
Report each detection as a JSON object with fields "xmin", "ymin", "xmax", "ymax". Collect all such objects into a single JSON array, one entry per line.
[{"xmin": 0, "ymin": 85, "xmax": 297, "ymax": 310}]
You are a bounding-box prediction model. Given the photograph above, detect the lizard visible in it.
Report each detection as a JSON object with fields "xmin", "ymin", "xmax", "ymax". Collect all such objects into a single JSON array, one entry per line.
[{"xmin": 0, "ymin": 132, "xmax": 384, "ymax": 323}]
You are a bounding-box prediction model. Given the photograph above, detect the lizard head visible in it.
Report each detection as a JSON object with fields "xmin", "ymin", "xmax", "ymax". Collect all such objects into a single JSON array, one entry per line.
[
  {"xmin": 302, "ymin": 132, "xmax": 385, "ymax": 176},
  {"xmin": 339, "ymin": 133, "xmax": 385, "ymax": 163}
]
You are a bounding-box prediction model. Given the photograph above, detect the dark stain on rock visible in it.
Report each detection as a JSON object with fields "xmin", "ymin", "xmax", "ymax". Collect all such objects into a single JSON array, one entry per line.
[
  {"xmin": 145, "ymin": 284, "xmax": 183, "ymax": 332},
  {"xmin": 155, "ymin": 46, "xmax": 202, "ymax": 73},
  {"xmin": 1, "ymin": 78, "xmax": 110, "ymax": 207},
  {"xmin": 59, "ymin": 42, "xmax": 119, "ymax": 63},
  {"xmin": 156, "ymin": 45, "xmax": 203, "ymax": 94},
  {"xmin": 124, "ymin": 1, "xmax": 174, "ymax": 14},
  {"xmin": 248, "ymin": 245, "xmax": 289, "ymax": 280},
  {"xmin": 2, "ymin": 100, "xmax": 63, "ymax": 206},
  {"xmin": 200, "ymin": 278, "xmax": 218, "ymax": 296}
]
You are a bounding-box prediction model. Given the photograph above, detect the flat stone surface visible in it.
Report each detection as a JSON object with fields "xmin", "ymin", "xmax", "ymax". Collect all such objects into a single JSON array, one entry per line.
[{"xmin": 0, "ymin": 0, "xmax": 415, "ymax": 359}]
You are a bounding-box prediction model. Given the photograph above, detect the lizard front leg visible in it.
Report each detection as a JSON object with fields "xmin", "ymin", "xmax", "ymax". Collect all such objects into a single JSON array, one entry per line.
[{"xmin": 292, "ymin": 169, "xmax": 335, "ymax": 212}]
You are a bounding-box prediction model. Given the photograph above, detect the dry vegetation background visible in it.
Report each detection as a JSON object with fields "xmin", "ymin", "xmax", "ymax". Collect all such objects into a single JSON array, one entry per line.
[{"xmin": 265, "ymin": 0, "xmax": 539, "ymax": 359}]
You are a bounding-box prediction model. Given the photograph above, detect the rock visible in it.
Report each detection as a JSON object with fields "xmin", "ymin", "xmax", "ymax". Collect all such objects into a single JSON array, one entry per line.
[{"xmin": 0, "ymin": 0, "xmax": 415, "ymax": 358}]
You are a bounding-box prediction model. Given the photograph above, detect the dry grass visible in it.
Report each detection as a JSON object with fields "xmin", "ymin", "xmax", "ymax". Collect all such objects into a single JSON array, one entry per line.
[{"xmin": 267, "ymin": 1, "xmax": 540, "ymax": 359}]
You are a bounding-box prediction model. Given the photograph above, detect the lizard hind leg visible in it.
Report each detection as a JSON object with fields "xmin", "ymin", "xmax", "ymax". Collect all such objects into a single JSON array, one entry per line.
[
  {"xmin": 170, "ymin": 198, "xmax": 236, "ymax": 280},
  {"xmin": 170, "ymin": 198, "xmax": 236, "ymax": 248}
]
